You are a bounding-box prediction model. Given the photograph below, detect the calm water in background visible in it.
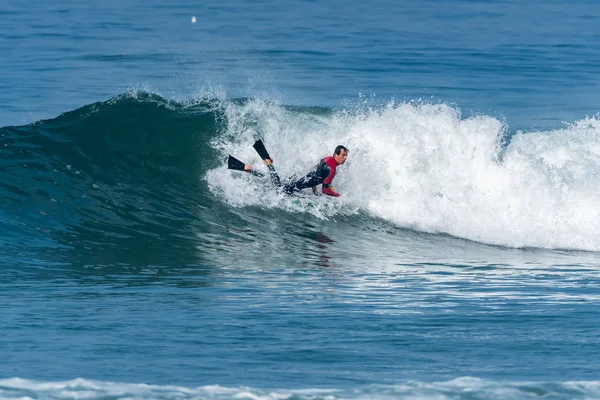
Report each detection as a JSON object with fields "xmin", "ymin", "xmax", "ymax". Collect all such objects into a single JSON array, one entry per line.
[
  {"xmin": 2, "ymin": 1, "xmax": 600, "ymax": 399},
  {"xmin": 3, "ymin": 0, "xmax": 600, "ymax": 128}
]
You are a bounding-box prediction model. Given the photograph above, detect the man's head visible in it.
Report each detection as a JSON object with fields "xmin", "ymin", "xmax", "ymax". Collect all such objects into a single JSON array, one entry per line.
[{"xmin": 333, "ymin": 145, "xmax": 349, "ymax": 165}]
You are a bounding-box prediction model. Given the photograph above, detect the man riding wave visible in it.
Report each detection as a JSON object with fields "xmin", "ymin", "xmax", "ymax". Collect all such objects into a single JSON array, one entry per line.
[{"xmin": 228, "ymin": 141, "xmax": 348, "ymax": 197}]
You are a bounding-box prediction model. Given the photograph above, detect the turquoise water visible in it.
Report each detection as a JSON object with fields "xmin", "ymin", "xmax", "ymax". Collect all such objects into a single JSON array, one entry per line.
[{"xmin": 2, "ymin": 1, "xmax": 600, "ymax": 399}]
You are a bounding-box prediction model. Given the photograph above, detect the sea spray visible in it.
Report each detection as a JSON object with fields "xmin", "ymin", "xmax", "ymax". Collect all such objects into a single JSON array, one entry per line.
[{"xmin": 208, "ymin": 98, "xmax": 600, "ymax": 250}]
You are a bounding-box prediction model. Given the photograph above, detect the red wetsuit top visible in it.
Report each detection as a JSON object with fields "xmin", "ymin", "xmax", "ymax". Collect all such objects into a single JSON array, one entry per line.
[{"xmin": 320, "ymin": 156, "xmax": 339, "ymax": 197}]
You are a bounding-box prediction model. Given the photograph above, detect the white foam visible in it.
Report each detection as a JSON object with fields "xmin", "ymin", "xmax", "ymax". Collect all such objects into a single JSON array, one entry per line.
[
  {"xmin": 1, "ymin": 377, "xmax": 600, "ymax": 400},
  {"xmin": 206, "ymin": 98, "xmax": 600, "ymax": 251}
]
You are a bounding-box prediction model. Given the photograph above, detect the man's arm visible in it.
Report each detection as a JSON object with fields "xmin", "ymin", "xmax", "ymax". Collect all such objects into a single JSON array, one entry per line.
[
  {"xmin": 321, "ymin": 164, "xmax": 340, "ymax": 197},
  {"xmin": 321, "ymin": 184, "xmax": 340, "ymax": 197}
]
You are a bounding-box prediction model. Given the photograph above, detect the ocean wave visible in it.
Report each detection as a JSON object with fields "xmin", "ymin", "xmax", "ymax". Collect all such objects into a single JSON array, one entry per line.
[
  {"xmin": 2, "ymin": 91, "xmax": 600, "ymax": 252},
  {"xmin": 207, "ymin": 97, "xmax": 600, "ymax": 251},
  {"xmin": 1, "ymin": 377, "xmax": 599, "ymax": 400}
]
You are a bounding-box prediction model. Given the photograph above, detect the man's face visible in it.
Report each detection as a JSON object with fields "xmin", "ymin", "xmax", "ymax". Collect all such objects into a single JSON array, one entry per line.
[{"xmin": 334, "ymin": 149, "xmax": 348, "ymax": 165}]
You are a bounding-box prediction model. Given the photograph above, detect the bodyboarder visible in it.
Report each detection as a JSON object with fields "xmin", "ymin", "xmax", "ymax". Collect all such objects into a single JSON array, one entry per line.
[{"xmin": 227, "ymin": 141, "xmax": 348, "ymax": 197}]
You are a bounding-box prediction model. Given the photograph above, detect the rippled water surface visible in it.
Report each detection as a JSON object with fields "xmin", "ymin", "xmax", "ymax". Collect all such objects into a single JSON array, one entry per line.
[{"xmin": 2, "ymin": 1, "xmax": 600, "ymax": 399}]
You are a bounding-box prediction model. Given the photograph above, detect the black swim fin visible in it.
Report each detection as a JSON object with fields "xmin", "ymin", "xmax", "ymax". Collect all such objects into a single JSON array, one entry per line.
[
  {"xmin": 252, "ymin": 140, "xmax": 281, "ymax": 186},
  {"xmin": 253, "ymin": 140, "xmax": 271, "ymax": 161},
  {"xmin": 228, "ymin": 155, "xmax": 246, "ymax": 171},
  {"xmin": 228, "ymin": 155, "xmax": 264, "ymax": 178}
]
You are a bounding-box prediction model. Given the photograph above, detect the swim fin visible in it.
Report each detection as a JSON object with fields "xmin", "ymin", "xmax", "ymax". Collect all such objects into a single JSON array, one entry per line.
[
  {"xmin": 227, "ymin": 155, "xmax": 246, "ymax": 171},
  {"xmin": 228, "ymin": 155, "xmax": 264, "ymax": 178},
  {"xmin": 252, "ymin": 140, "xmax": 281, "ymax": 186},
  {"xmin": 253, "ymin": 140, "xmax": 271, "ymax": 161}
]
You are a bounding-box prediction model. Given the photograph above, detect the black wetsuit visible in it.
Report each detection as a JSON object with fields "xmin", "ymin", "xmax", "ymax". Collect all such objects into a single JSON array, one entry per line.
[{"xmin": 282, "ymin": 156, "xmax": 339, "ymax": 196}]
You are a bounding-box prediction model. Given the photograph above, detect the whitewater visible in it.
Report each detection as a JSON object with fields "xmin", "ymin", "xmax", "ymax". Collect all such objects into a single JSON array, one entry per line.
[
  {"xmin": 2, "ymin": 377, "xmax": 600, "ymax": 400},
  {"xmin": 207, "ymin": 98, "xmax": 600, "ymax": 251}
]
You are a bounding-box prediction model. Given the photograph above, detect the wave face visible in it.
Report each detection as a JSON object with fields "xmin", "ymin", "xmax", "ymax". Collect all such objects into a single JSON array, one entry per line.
[
  {"xmin": 1, "ymin": 377, "xmax": 600, "ymax": 400},
  {"xmin": 2, "ymin": 92, "xmax": 600, "ymax": 253},
  {"xmin": 0, "ymin": 92, "xmax": 226, "ymax": 269}
]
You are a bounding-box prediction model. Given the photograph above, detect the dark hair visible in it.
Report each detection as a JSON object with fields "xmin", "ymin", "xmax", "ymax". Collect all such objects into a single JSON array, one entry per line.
[{"xmin": 334, "ymin": 145, "xmax": 348, "ymax": 155}]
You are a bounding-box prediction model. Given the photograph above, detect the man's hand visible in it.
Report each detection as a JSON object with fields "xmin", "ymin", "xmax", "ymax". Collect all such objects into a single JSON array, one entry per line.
[{"xmin": 321, "ymin": 186, "xmax": 340, "ymax": 197}]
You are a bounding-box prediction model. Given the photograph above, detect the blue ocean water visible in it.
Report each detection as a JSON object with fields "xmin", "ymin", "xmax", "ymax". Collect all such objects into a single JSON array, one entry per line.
[{"xmin": 2, "ymin": 1, "xmax": 600, "ymax": 399}]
